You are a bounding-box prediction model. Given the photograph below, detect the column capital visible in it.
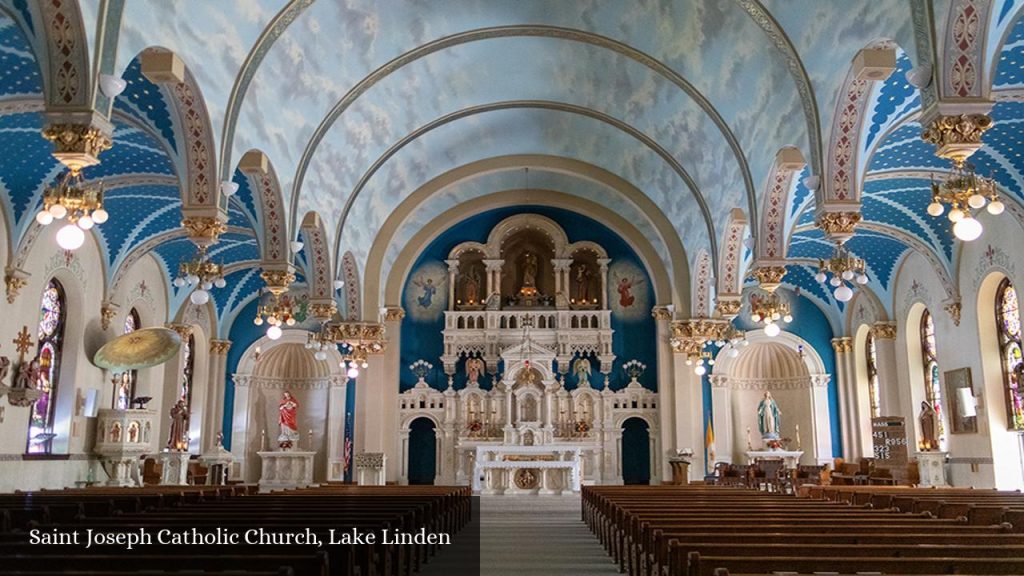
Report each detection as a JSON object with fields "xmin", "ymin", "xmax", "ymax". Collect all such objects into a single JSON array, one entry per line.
[
  {"xmin": 920, "ymin": 111, "xmax": 993, "ymax": 164},
  {"xmin": 41, "ymin": 113, "xmax": 114, "ymax": 170},
  {"xmin": 831, "ymin": 336, "xmax": 853, "ymax": 353},
  {"xmin": 308, "ymin": 301, "xmax": 338, "ymax": 322},
  {"xmin": 100, "ymin": 301, "xmax": 119, "ymax": 331},
  {"xmin": 714, "ymin": 296, "xmax": 742, "ymax": 320},
  {"xmin": 4, "ymin": 267, "xmax": 29, "ymax": 304},
  {"xmin": 551, "ymin": 258, "xmax": 574, "ymax": 271},
  {"xmin": 749, "ymin": 264, "xmax": 787, "ymax": 293},
  {"xmin": 381, "ymin": 306, "xmax": 406, "ymax": 323},
  {"xmin": 181, "ymin": 215, "xmax": 228, "ymax": 248},
  {"xmin": 651, "ymin": 305, "xmax": 673, "ymax": 321},
  {"xmin": 167, "ymin": 323, "xmax": 194, "ymax": 339},
  {"xmin": 814, "ymin": 210, "xmax": 862, "ymax": 243},
  {"xmin": 870, "ymin": 321, "xmax": 897, "ymax": 340},
  {"xmin": 260, "ymin": 267, "xmax": 296, "ymax": 295},
  {"xmin": 483, "ymin": 259, "xmax": 504, "ymax": 272},
  {"xmin": 210, "ymin": 339, "xmax": 232, "ymax": 355},
  {"xmin": 444, "ymin": 259, "xmax": 460, "ymax": 273},
  {"xmin": 943, "ymin": 298, "xmax": 962, "ymax": 326}
]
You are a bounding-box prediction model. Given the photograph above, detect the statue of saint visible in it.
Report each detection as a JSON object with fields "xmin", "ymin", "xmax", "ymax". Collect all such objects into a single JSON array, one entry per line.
[
  {"xmin": 0, "ymin": 356, "xmax": 10, "ymax": 386},
  {"xmin": 573, "ymin": 357, "xmax": 592, "ymax": 385},
  {"xmin": 919, "ymin": 400, "xmax": 938, "ymax": 450},
  {"xmin": 522, "ymin": 253, "xmax": 538, "ymax": 288},
  {"xmin": 575, "ymin": 266, "xmax": 591, "ymax": 302},
  {"xmin": 167, "ymin": 399, "xmax": 188, "ymax": 450},
  {"xmin": 13, "ymin": 359, "xmax": 40, "ymax": 390},
  {"xmin": 464, "ymin": 269, "xmax": 481, "ymax": 303},
  {"xmin": 757, "ymin": 391, "xmax": 781, "ymax": 439},
  {"xmin": 278, "ymin": 391, "xmax": 300, "ymax": 450},
  {"xmin": 465, "ymin": 358, "xmax": 484, "ymax": 385}
]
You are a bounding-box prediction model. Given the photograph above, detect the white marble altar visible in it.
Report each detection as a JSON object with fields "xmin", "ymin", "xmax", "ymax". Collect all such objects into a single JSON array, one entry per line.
[
  {"xmin": 258, "ymin": 450, "xmax": 315, "ymax": 491},
  {"xmin": 916, "ymin": 451, "xmax": 949, "ymax": 487},
  {"xmin": 745, "ymin": 449, "xmax": 804, "ymax": 468},
  {"xmin": 470, "ymin": 444, "xmax": 583, "ymax": 495}
]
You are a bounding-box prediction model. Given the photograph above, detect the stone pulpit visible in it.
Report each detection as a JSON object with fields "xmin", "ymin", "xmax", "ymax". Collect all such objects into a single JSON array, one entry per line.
[{"xmin": 93, "ymin": 408, "xmax": 156, "ymax": 486}]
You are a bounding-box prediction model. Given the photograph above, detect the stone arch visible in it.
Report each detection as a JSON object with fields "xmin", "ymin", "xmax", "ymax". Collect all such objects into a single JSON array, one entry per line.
[
  {"xmin": 715, "ymin": 208, "xmax": 748, "ymax": 309},
  {"xmin": 238, "ymin": 150, "xmax": 288, "ymax": 264},
  {"xmin": 692, "ymin": 249, "xmax": 713, "ymax": 318},
  {"xmin": 340, "ymin": 251, "xmax": 361, "ymax": 320},
  {"xmin": 757, "ymin": 147, "xmax": 806, "ymax": 263},
  {"xmin": 941, "ymin": 0, "xmax": 994, "ymax": 100},
  {"xmin": 299, "ymin": 211, "xmax": 333, "ymax": 306},
  {"xmin": 35, "ymin": 0, "xmax": 92, "ymax": 108}
]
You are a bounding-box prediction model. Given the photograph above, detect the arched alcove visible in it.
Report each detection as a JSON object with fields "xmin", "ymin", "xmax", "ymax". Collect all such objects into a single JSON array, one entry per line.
[
  {"xmin": 407, "ymin": 416, "xmax": 438, "ymax": 485},
  {"xmin": 621, "ymin": 417, "xmax": 652, "ymax": 485}
]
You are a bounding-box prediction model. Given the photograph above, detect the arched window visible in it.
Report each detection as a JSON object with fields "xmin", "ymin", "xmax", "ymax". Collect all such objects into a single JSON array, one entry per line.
[
  {"xmin": 920, "ymin": 310, "xmax": 946, "ymax": 448},
  {"xmin": 865, "ymin": 332, "xmax": 880, "ymax": 419},
  {"xmin": 28, "ymin": 279, "xmax": 66, "ymax": 454},
  {"xmin": 996, "ymin": 279, "xmax": 1024, "ymax": 430},
  {"xmin": 116, "ymin": 309, "xmax": 142, "ymax": 410}
]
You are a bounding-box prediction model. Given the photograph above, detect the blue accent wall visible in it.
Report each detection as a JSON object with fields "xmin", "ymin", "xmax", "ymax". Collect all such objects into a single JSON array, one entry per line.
[
  {"xmin": 731, "ymin": 290, "xmax": 843, "ymax": 457},
  {"xmin": 400, "ymin": 206, "xmax": 656, "ymax": 393}
]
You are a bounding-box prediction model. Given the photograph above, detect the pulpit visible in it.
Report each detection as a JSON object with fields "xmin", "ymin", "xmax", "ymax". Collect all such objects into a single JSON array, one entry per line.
[
  {"xmin": 355, "ymin": 452, "xmax": 387, "ymax": 486},
  {"xmin": 199, "ymin": 444, "xmax": 235, "ymax": 485},
  {"xmin": 668, "ymin": 456, "xmax": 691, "ymax": 485},
  {"xmin": 257, "ymin": 450, "xmax": 315, "ymax": 492},
  {"xmin": 156, "ymin": 451, "xmax": 190, "ymax": 486},
  {"xmin": 915, "ymin": 451, "xmax": 949, "ymax": 487},
  {"xmin": 93, "ymin": 409, "xmax": 156, "ymax": 486}
]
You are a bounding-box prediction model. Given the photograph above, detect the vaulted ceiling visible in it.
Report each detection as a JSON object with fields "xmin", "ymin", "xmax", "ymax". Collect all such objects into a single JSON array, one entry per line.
[{"xmin": 1, "ymin": 0, "xmax": 1022, "ymax": 333}]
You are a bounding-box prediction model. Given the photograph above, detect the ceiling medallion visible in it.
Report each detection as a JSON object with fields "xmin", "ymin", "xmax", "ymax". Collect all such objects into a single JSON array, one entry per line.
[
  {"xmin": 35, "ymin": 168, "xmax": 109, "ymax": 251},
  {"xmin": 173, "ymin": 247, "xmax": 225, "ymax": 306},
  {"xmin": 927, "ymin": 160, "xmax": 1003, "ymax": 242},
  {"xmin": 815, "ymin": 241, "xmax": 868, "ymax": 302}
]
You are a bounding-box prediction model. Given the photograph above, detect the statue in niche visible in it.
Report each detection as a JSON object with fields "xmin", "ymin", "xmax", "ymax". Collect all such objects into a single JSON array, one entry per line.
[
  {"xmin": 127, "ymin": 421, "xmax": 139, "ymax": 444},
  {"xmin": 167, "ymin": 399, "xmax": 188, "ymax": 450},
  {"xmin": 465, "ymin": 357, "xmax": 485, "ymax": 385},
  {"xmin": 278, "ymin": 391, "xmax": 300, "ymax": 450},
  {"xmin": 464, "ymin": 268, "xmax": 481, "ymax": 304},
  {"xmin": 110, "ymin": 422, "xmax": 122, "ymax": 443},
  {"xmin": 573, "ymin": 357, "xmax": 592, "ymax": 386},
  {"xmin": 575, "ymin": 265, "xmax": 591, "ymax": 302},
  {"xmin": 919, "ymin": 400, "xmax": 938, "ymax": 450},
  {"xmin": 521, "ymin": 253, "xmax": 538, "ymax": 289},
  {"xmin": 521, "ymin": 396, "xmax": 538, "ymax": 422},
  {"xmin": 757, "ymin": 391, "xmax": 781, "ymax": 440}
]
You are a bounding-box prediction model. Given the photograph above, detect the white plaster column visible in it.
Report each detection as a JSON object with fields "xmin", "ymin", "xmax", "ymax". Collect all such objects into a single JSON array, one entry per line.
[
  {"xmin": 206, "ymin": 340, "xmax": 231, "ymax": 450},
  {"xmin": 709, "ymin": 375, "xmax": 734, "ymax": 465},
  {"xmin": 228, "ymin": 375, "xmax": 252, "ymax": 480},
  {"xmin": 483, "ymin": 259, "xmax": 503, "ymax": 300},
  {"xmin": 356, "ymin": 311, "xmax": 402, "ymax": 483},
  {"xmin": 672, "ymin": 354, "xmax": 705, "ymax": 481},
  {"xmin": 598, "ymin": 258, "xmax": 611, "ymax": 309},
  {"xmin": 444, "ymin": 260, "xmax": 459, "ymax": 311},
  {"xmin": 872, "ymin": 322, "xmax": 900, "ymax": 416},
  {"xmin": 653, "ymin": 306, "xmax": 675, "ymax": 482},
  {"xmin": 809, "ymin": 375, "xmax": 835, "ymax": 465},
  {"xmin": 832, "ymin": 337, "xmax": 860, "ymax": 460},
  {"xmin": 325, "ymin": 376, "xmax": 348, "ymax": 479}
]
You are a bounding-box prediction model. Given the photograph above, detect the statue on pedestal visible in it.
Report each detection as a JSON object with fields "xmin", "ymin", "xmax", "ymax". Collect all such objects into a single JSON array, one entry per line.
[
  {"xmin": 464, "ymin": 269, "xmax": 481, "ymax": 304},
  {"xmin": 757, "ymin": 391, "xmax": 781, "ymax": 440},
  {"xmin": 919, "ymin": 400, "xmax": 938, "ymax": 451},
  {"xmin": 575, "ymin": 266, "xmax": 591, "ymax": 302},
  {"xmin": 572, "ymin": 357, "xmax": 592, "ymax": 386},
  {"xmin": 466, "ymin": 358, "xmax": 484, "ymax": 386},
  {"xmin": 278, "ymin": 391, "xmax": 300, "ymax": 450},
  {"xmin": 522, "ymin": 253, "xmax": 538, "ymax": 289},
  {"xmin": 167, "ymin": 399, "xmax": 188, "ymax": 450}
]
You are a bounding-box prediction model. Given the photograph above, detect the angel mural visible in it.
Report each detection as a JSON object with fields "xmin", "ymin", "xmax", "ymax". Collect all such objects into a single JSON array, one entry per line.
[
  {"xmin": 404, "ymin": 262, "xmax": 449, "ymax": 322},
  {"xmin": 572, "ymin": 357, "xmax": 592, "ymax": 385},
  {"xmin": 613, "ymin": 273, "xmax": 644, "ymax": 308},
  {"xmin": 412, "ymin": 276, "xmax": 438, "ymax": 308}
]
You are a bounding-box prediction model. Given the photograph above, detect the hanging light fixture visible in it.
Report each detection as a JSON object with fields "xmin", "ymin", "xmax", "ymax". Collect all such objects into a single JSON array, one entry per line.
[
  {"xmin": 305, "ymin": 326, "xmax": 337, "ymax": 361},
  {"xmin": 749, "ymin": 291, "xmax": 791, "ymax": 337},
  {"xmin": 318, "ymin": 321, "xmax": 387, "ymax": 379},
  {"xmin": 173, "ymin": 246, "xmax": 225, "ymax": 305},
  {"xmin": 254, "ymin": 291, "xmax": 297, "ymax": 339},
  {"xmin": 36, "ymin": 169, "xmax": 108, "ymax": 250},
  {"xmin": 927, "ymin": 160, "xmax": 1002, "ymax": 241},
  {"xmin": 815, "ymin": 241, "xmax": 868, "ymax": 302}
]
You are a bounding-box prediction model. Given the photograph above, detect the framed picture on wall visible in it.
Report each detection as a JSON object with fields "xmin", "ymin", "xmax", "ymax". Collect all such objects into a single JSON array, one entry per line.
[{"xmin": 945, "ymin": 367, "xmax": 978, "ymax": 434}]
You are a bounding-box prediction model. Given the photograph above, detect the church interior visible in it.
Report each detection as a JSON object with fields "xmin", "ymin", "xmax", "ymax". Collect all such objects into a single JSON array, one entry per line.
[{"xmin": 2, "ymin": 1, "xmax": 1024, "ymax": 574}]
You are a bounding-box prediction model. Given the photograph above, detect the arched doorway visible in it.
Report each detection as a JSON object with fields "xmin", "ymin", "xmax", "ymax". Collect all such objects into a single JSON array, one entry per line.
[
  {"xmin": 407, "ymin": 417, "xmax": 437, "ymax": 485},
  {"xmin": 621, "ymin": 417, "xmax": 651, "ymax": 485}
]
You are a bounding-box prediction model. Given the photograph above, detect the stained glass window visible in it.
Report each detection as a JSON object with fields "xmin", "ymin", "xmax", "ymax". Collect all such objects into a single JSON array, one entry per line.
[
  {"xmin": 116, "ymin": 309, "xmax": 142, "ymax": 410},
  {"xmin": 866, "ymin": 332, "xmax": 880, "ymax": 419},
  {"xmin": 28, "ymin": 279, "xmax": 65, "ymax": 454},
  {"xmin": 920, "ymin": 310, "xmax": 946, "ymax": 449},
  {"xmin": 996, "ymin": 279, "xmax": 1024, "ymax": 431}
]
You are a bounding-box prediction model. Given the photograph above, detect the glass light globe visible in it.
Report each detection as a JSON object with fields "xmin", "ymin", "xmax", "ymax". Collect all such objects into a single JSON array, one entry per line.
[
  {"xmin": 783, "ymin": 314, "xmax": 793, "ymax": 323},
  {"xmin": 751, "ymin": 313, "xmax": 761, "ymax": 323},
  {"xmin": 834, "ymin": 284, "xmax": 854, "ymax": 302},
  {"xmin": 988, "ymin": 200, "xmax": 1005, "ymax": 215},
  {"xmin": 841, "ymin": 269, "xmax": 854, "ymax": 281},
  {"xmin": 742, "ymin": 340, "xmax": 749, "ymax": 346},
  {"xmin": 266, "ymin": 325, "xmax": 283, "ymax": 340},
  {"xmin": 55, "ymin": 223, "xmax": 85, "ymax": 250},
  {"xmin": 927, "ymin": 202, "xmax": 944, "ymax": 217},
  {"xmin": 286, "ymin": 317, "xmax": 296, "ymax": 326},
  {"xmin": 91, "ymin": 208, "xmax": 108, "ymax": 224},
  {"xmin": 173, "ymin": 277, "xmax": 186, "ymax": 288},
  {"xmin": 856, "ymin": 273, "xmax": 869, "ymax": 285},
  {"xmin": 347, "ymin": 366, "xmax": 360, "ymax": 379},
  {"xmin": 187, "ymin": 274, "xmax": 199, "ymax": 285},
  {"xmin": 829, "ymin": 276, "xmax": 842, "ymax": 287},
  {"xmin": 685, "ymin": 358, "xmax": 693, "ymax": 366},
  {"xmin": 694, "ymin": 364, "xmax": 707, "ymax": 376},
  {"xmin": 764, "ymin": 322, "xmax": 781, "ymax": 337},
  {"xmin": 76, "ymin": 215, "xmax": 94, "ymax": 230},
  {"xmin": 360, "ymin": 361, "xmax": 368, "ymax": 369},
  {"xmin": 253, "ymin": 316, "xmax": 263, "ymax": 326},
  {"xmin": 948, "ymin": 207, "xmax": 964, "ymax": 222},
  {"xmin": 214, "ymin": 278, "xmax": 226, "ymax": 288},
  {"xmin": 333, "ymin": 280, "xmax": 345, "ymax": 290},
  {"xmin": 953, "ymin": 215, "xmax": 983, "ymax": 241},
  {"xmin": 314, "ymin": 350, "xmax": 327, "ymax": 361},
  {"xmin": 728, "ymin": 348, "xmax": 739, "ymax": 358},
  {"xmin": 772, "ymin": 312, "xmax": 781, "ymax": 320},
  {"xmin": 968, "ymin": 194, "xmax": 986, "ymax": 209},
  {"xmin": 190, "ymin": 289, "xmax": 209, "ymax": 305},
  {"xmin": 35, "ymin": 211, "xmax": 54, "ymax": 226},
  {"xmin": 814, "ymin": 272, "xmax": 827, "ymax": 283},
  {"xmin": 201, "ymin": 281, "xmax": 212, "ymax": 290},
  {"xmin": 49, "ymin": 204, "xmax": 67, "ymax": 219}
]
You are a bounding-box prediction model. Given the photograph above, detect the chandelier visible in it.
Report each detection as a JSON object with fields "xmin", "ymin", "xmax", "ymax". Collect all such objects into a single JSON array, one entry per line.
[
  {"xmin": 815, "ymin": 242, "xmax": 868, "ymax": 302},
  {"xmin": 173, "ymin": 247, "xmax": 225, "ymax": 305},
  {"xmin": 749, "ymin": 291, "xmax": 792, "ymax": 337},
  {"xmin": 255, "ymin": 292, "xmax": 297, "ymax": 340},
  {"xmin": 320, "ymin": 321, "xmax": 387, "ymax": 379},
  {"xmin": 685, "ymin": 350, "xmax": 715, "ymax": 376},
  {"xmin": 927, "ymin": 160, "xmax": 1004, "ymax": 241},
  {"xmin": 714, "ymin": 324, "xmax": 749, "ymax": 359},
  {"xmin": 304, "ymin": 326, "xmax": 336, "ymax": 361},
  {"xmin": 34, "ymin": 169, "xmax": 109, "ymax": 250}
]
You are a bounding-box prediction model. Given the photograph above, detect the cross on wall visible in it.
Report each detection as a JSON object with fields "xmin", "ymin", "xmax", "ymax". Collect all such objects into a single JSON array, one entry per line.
[{"xmin": 12, "ymin": 325, "xmax": 33, "ymax": 364}]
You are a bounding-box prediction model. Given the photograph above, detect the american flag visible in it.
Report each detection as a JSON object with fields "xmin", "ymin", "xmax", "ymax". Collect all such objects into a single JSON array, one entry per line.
[{"xmin": 343, "ymin": 437, "xmax": 353, "ymax": 474}]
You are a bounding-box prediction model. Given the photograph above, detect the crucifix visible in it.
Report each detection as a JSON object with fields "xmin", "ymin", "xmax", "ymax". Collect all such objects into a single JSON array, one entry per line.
[{"xmin": 12, "ymin": 326, "xmax": 33, "ymax": 364}]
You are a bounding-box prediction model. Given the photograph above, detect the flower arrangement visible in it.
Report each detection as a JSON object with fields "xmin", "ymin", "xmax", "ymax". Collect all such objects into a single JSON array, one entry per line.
[{"xmin": 467, "ymin": 420, "xmax": 483, "ymax": 434}]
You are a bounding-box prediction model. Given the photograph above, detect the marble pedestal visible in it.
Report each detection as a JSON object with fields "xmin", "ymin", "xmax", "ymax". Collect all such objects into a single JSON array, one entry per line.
[
  {"xmin": 355, "ymin": 452, "xmax": 386, "ymax": 486},
  {"xmin": 258, "ymin": 450, "xmax": 316, "ymax": 492},
  {"xmin": 157, "ymin": 451, "xmax": 190, "ymax": 486},
  {"xmin": 916, "ymin": 451, "xmax": 949, "ymax": 487},
  {"xmin": 199, "ymin": 445, "xmax": 234, "ymax": 485}
]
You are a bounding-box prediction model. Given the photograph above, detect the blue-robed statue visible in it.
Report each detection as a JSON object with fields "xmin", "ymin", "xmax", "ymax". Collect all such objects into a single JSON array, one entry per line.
[{"xmin": 757, "ymin": 391, "xmax": 781, "ymax": 440}]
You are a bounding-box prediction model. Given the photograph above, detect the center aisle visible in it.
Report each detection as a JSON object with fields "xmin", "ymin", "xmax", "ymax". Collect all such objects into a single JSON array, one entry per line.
[{"xmin": 479, "ymin": 495, "xmax": 619, "ymax": 576}]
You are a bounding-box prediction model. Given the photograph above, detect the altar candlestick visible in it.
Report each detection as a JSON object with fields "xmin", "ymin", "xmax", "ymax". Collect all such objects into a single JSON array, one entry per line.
[
  {"xmin": 795, "ymin": 424, "xmax": 801, "ymax": 450},
  {"xmin": 260, "ymin": 429, "xmax": 266, "ymax": 451},
  {"xmin": 746, "ymin": 427, "xmax": 752, "ymax": 450}
]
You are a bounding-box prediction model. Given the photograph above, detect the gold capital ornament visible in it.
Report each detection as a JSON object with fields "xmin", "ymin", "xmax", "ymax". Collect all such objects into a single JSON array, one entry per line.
[
  {"xmin": 870, "ymin": 322, "xmax": 897, "ymax": 340},
  {"xmin": 750, "ymin": 265, "xmax": 787, "ymax": 293},
  {"xmin": 816, "ymin": 211, "xmax": 862, "ymax": 239},
  {"xmin": 180, "ymin": 216, "xmax": 227, "ymax": 247},
  {"xmin": 260, "ymin": 269, "xmax": 296, "ymax": 295},
  {"xmin": 209, "ymin": 340, "xmax": 232, "ymax": 355},
  {"xmin": 308, "ymin": 302, "xmax": 337, "ymax": 321},
  {"xmin": 921, "ymin": 113, "xmax": 993, "ymax": 164},
  {"xmin": 4, "ymin": 268, "xmax": 28, "ymax": 304},
  {"xmin": 41, "ymin": 123, "xmax": 113, "ymax": 170},
  {"xmin": 831, "ymin": 337, "xmax": 853, "ymax": 354}
]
